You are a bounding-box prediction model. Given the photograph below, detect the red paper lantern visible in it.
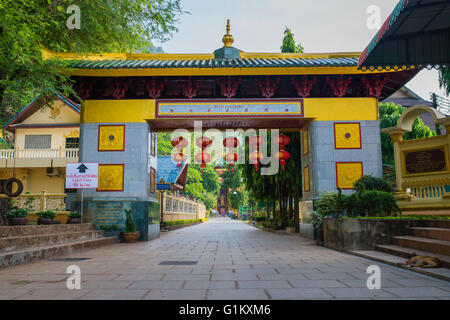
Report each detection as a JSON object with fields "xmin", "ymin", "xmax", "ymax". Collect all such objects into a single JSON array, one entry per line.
[
  {"xmin": 223, "ymin": 137, "xmax": 239, "ymax": 148},
  {"xmin": 225, "ymin": 153, "xmax": 238, "ymax": 172},
  {"xmin": 249, "ymin": 151, "xmax": 264, "ymax": 171},
  {"xmin": 171, "ymin": 136, "xmax": 188, "ymax": 149},
  {"xmin": 195, "ymin": 152, "xmax": 212, "ymax": 172},
  {"xmin": 196, "ymin": 137, "xmax": 212, "ymax": 148},
  {"xmin": 172, "ymin": 152, "xmax": 187, "ymax": 170},
  {"xmin": 275, "ymin": 134, "xmax": 291, "ymax": 150},
  {"xmin": 249, "ymin": 136, "xmax": 265, "ymax": 147},
  {"xmin": 276, "ymin": 150, "xmax": 290, "ymax": 171}
]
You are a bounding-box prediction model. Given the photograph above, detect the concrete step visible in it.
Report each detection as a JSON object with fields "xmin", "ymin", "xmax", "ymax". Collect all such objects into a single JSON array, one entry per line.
[
  {"xmin": 0, "ymin": 223, "xmax": 94, "ymax": 238},
  {"xmin": 410, "ymin": 227, "xmax": 450, "ymax": 241},
  {"xmin": 0, "ymin": 230, "xmax": 105, "ymax": 253},
  {"xmin": 392, "ymin": 235, "xmax": 450, "ymax": 256},
  {"xmin": 421, "ymin": 220, "xmax": 450, "ymax": 229},
  {"xmin": 375, "ymin": 244, "xmax": 450, "ymax": 268},
  {"xmin": 0, "ymin": 237, "xmax": 117, "ymax": 268}
]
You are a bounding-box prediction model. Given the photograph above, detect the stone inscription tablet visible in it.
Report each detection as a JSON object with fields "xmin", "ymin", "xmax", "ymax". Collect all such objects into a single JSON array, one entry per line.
[
  {"xmin": 404, "ymin": 147, "xmax": 447, "ymax": 174},
  {"xmin": 94, "ymin": 202, "xmax": 123, "ymax": 225}
]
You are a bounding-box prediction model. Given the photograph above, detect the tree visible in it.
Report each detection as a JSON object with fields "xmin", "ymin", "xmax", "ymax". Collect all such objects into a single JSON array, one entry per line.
[
  {"xmin": 280, "ymin": 27, "xmax": 304, "ymax": 53},
  {"xmin": 439, "ymin": 66, "xmax": 450, "ymax": 96},
  {"xmin": 379, "ymin": 102, "xmax": 436, "ymax": 165},
  {"xmin": 0, "ymin": 0, "xmax": 184, "ymax": 124}
]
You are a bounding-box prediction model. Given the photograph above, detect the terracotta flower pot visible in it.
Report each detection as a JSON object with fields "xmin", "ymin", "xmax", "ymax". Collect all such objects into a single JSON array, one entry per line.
[
  {"xmin": 7, "ymin": 217, "xmax": 27, "ymax": 226},
  {"xmin": 123, "ymin": 231, "xmax": 141, "ymax": 243},
  {"xmin": 37, "ymin": 218, "xmax": 53, "ymax": 225}
]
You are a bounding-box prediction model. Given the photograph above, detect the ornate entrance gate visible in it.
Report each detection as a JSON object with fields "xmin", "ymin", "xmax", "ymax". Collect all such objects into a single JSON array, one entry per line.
[{"xmin": 43, "ymin": 23, "xmax": 418, "ymax": 240}]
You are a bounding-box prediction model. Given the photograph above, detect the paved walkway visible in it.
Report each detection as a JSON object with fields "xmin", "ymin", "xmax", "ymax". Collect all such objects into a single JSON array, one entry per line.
[{"xmin": 0, "ymin": 217, "xmax": 449, "ymax": 300}]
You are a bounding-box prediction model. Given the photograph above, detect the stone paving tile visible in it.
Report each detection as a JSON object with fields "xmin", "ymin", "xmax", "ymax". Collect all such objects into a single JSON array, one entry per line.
[
  {"xmin": 78, "ymin": 289, "xmax": 147, "ymax": 300},
  {"xmin": 383, "ymin": 287, "xmax": 450, "ymax": 298},
  {"xmin": 1, "ymin": 218, "xmax": 448, "ymax": 300},
  {"xmin": 207, "ymin": 289, "xmax": 268, "ymax": 300},
  {"xmin": 16, "ymin": 289, "xmax": 92, "ymax": 300},
  {"xmin": 267, "ymin": 288, "xmax": 333, "ymax": 299},
  {"xmin": 184, "ymin": 280, "xmax": 236, "ymax": 289},
  {"xmin": 323, "ymin": 288, "xmax": 397, "ymax": 299},
  {"xmin": 237, "ymin": 280, "xmax": 291, "ymax": 289},
  {"xmin": 143, "ymin": 289, "xmax": 207, "ymax": 300},
  {"xmin": 128, "ymin": 280, "xmax": 184, "ymax": 290},
  {"xmin": 289, "ymin": 280, "xmax": 347, "ymax": 288}
]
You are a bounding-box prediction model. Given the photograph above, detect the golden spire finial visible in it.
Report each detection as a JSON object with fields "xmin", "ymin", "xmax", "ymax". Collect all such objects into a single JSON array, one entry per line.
[{"xmin": 222, "ymin": 19, "xmax": 234, "ymax": 47}]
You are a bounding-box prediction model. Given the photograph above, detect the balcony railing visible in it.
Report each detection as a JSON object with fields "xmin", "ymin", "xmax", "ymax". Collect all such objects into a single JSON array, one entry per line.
[{"xmin": 0, "ymin": 148, "xmax": 79, "ymax": 159}]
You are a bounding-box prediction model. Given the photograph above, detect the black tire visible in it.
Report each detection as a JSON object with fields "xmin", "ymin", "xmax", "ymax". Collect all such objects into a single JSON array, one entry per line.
[{"xmin": 3, "ymin": 178, "xmax": 24, "ymax": 197}]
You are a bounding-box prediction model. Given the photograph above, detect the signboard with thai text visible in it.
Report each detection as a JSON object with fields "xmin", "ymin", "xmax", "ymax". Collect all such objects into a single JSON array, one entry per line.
[{"xmin": 65, "ymin": 163, "xmax": 99, "ymax": 189}]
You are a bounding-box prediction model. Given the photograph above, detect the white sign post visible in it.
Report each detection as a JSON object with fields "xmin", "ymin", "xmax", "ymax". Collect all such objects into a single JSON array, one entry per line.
[{"xmin": 66, "ymin": 163, "xmax": 99, "ymax": 223}]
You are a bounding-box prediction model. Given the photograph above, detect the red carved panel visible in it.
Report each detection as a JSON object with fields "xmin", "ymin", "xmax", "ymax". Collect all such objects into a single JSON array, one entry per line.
[
  {"xmin": 255, "ymin": 76, "xmax": 280, "ymax": 98},
  {"xmin": 291, "ymin": 76, "xmax": 317, "ymax": 98},
  {"xmin": 326, "ymin": 75, "xmax": 352, "ymax": 98}
]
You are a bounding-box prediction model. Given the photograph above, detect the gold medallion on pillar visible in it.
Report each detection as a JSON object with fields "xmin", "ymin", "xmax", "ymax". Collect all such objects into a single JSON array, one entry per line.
[
  {"xmin": 98, "ymin": 164, "xmax": 124, "ymax": 191},
  {"xmin": 334, "ymin": 123, "xmax": 361, "ymax": 149},
  {"xmin": 98, "ymin": 125, "xmax": 125, "ymax": 151},
  {"xmin": 336, "ymin": 162, "xmax": 363, "ymax": 189}
]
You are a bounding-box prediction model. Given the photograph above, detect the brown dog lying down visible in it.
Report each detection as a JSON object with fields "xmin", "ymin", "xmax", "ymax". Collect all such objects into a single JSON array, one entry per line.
[{"xmin": 397, "ymin": 253, "xmax": 441, "ymax": 268}]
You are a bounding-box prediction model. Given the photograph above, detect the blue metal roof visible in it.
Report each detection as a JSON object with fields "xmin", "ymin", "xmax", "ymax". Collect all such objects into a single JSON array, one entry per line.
[{"xmin": 156, "ymin": 156, "xmax": 189, "ymax": 184}]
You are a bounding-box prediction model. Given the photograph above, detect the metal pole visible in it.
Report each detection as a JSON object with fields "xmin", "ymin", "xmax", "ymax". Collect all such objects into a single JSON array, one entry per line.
[{"xmin": 81, "ymin": 189, "xmax": 84, "ymax": 224}]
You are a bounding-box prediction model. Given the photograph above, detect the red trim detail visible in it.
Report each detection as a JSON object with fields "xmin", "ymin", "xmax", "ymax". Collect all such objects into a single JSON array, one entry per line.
[
  {"xmin": 335, "ymin": 162, "xmax": 364, "ymax": 190},
  {"xmin": 105, "ymin": 79, "xmax": 132, "ymax": 100},
  {"xmin": 326, "ymin": 75, "xmax": 352, "ymax": 98},
  {"xmin": 334, "ymin": 122, "xmax": 362, "ymax": 150},
  {"xmin": 291, "ymin": 76, "xmax": 317, "ymax": 98},
  {"xmin": 155, "ymin": 98, "xmax": 304, "ymax": 119},
  {"xmin": 218, "ymin": 76, "xmax": 241, "ymax": 99},
  {"xmin": 97, "ymin": 125, "xmax": 126, "ymax": 152},
  {"xmin": 145, "ymin": 77, "xmax": 166, "ymax": 99},
  {"xmin": 255, "ymin": 76, "xmax": 280, "ymax": 98},
  {"xmin": 97, "ymin": 164, "xmax": 125, "ymax": 192},
  {"xmin": 179, "ymin": 76, "xmax": 202, "ymax": 99}
]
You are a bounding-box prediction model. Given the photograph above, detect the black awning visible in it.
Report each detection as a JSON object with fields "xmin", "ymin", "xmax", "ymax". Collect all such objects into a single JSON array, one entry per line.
[{"xmin": 358, "ymin": 0, "xmax": 450, "ymax": 71}]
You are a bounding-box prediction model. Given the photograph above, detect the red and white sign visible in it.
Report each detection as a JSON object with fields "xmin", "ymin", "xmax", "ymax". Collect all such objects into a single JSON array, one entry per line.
[{"xmin": 65, "ymin": 163, "xmax": 99, "ymax": 189}]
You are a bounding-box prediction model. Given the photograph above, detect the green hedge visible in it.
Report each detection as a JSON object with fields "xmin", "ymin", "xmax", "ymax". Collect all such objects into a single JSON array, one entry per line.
[
  {"xmin": 164, "ymin": 219, "xmax": 203, "ymax": 226},
  {"xmin": 345, "ymin": 215, "xmax": 450, "ymax": 220}
]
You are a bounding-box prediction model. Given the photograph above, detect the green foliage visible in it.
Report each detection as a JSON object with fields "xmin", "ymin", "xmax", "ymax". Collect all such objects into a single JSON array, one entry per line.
[
  {"xmin": 255, "ymin": 216, "xmax": 266, "ymax": 222},
  {"xmin": 6, "ymin": 208, "xmax": 28, "ymax": 218},
  {"xmin": 311, "ymin": 211, "xmax": 323, "ymax": 230},
  {"xmin": 0, "ymin": 0, "xmax": 184, "ymax": 125},
  {"xmin": 353, "ymin": 175, "xmax": 392, "ymax": 193},
  {"xmin": 125, "ymin": 209, "xmax": 136, "ymax": 233},
  {"xmin": 164, "ymin": 219, "xmax": 202, "ymax": 226},
  {"xmin": 379, "ymin": 102, "xmax": 436, "ymax": 165},
  {"xmin": 228, "ymin": 190, "xmax": 242, "ymax": 210},
  {"xmin": 99, "ymin": 224, "xmax": 119, "ymax": 231},
  {"xmin": 439, "ymin": 66, "xmax": 450, "ymax": 96},
  {"xmin": 68, "ymin": 211, "xmax": 81, "ymax": 219},
  {"xmin": 355, "ymin": 190, "xmax": 401, "ymax": 217},
  {"xmin": 345, "ymin": 215, "xmax": 450, "ymax": 220},
  {"xmin": 157, "ymin": 132, "xmax": 174, "ymax": 156},
  {"xmin": 315, "ymin": 192, "xmax": 338, "ymax": 217},
  {"xmin": 263, "ymin": 220, "xmax": 273, "ymax": 228},
  {"xmin": 287, "ymin": 218, "xmax": 295, "ymax": 227},
  {"xmin": 280, "ymin": 27, "xmax": 304, "ymax": 53},
  {"xmin": 36, "ymin": 210, "xmax": 56, "ymax": 219}
]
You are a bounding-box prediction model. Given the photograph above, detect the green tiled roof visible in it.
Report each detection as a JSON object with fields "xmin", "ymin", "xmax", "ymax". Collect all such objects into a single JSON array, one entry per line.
[{"xmin": 65, "ymin": 56, "xmax": 359, "ymax": 70}]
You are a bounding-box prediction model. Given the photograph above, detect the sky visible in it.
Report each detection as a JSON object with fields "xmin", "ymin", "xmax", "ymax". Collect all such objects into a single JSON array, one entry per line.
[{"xmin": 155, "ymin": 0, "xmax": 447, "ymax": 100}]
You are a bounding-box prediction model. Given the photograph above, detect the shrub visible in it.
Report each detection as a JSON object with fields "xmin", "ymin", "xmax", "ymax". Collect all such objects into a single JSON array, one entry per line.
[
  {"xmin": 272, "ymin": 219, "xmax": 283, "ymax": 230},
  {"xmin": 315, "ymin": 192, "xmax": 338, "ymax": 217},
  {"xmin": 287, "ymin": 218, "xmax": 296, "ymax": 227},
  {"xmin": 6, "ymin": 208, "xmax": 28, "ymax": 218},
  {"xmin": 36, "ymin": 210, "xmax": 56, "ymax": 219},
  {"xmin": 99, "ymin": 224, "xmax": 118, "ymax": 231},
  {"xmin": 125, "ymin": 209, "xmax": 136, "ymax": 233},
  {"xmin": 311, "ymin": 211, "xmax": 323, "ymax": 230},
  {"xmin": 164, "ymin": 219, "xmax": 202, "ymax": 226},
  {"xmin": 353, "ymin": 175, "xmax": 392, "ymax": 193},
  {"xmin": 263, "ymin": 220, "xmax": 273, "ymax": 229},
  {"xmin": 68, "ymin": 211, "xmax": 81, "ymax": 219},
  {"xmin": 255, "ymin": 216, "xmax": 266, "ymax": 222}
]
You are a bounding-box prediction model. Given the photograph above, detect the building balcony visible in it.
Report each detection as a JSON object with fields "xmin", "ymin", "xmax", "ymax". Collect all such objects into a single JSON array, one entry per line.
[{"xmin": 0, "ymin": 148, "xmax": 79, "ymax": 168}]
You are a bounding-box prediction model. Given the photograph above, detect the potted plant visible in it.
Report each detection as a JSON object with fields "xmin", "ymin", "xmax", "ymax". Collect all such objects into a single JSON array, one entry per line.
[
  {"xmin": 67, "ymin": 211, "xmax": 81, "ymax": 224},
  {"xmin": 36, "ymin": 210, "xmax": 56, "ymax": 225},
  {"xmin": 6, "ymin": 208, "xmax": 28, "ymax": 226},
  {"xmin": 122, "ymin": 209, "xmax": 140, "ymax": 243},
  {"xmin": 286, "ymin": 218, "xmax": 296, "ymax": 234}
]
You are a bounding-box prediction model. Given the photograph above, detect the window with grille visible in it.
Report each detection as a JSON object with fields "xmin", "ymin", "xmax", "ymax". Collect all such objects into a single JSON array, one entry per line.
[
  {"xmin": 24, "ymin": 135, "xmax": 51, "ymax": 149},
  {"xmin": 65, "ymin": 137, "xmax": 79, "ymax": 149}
]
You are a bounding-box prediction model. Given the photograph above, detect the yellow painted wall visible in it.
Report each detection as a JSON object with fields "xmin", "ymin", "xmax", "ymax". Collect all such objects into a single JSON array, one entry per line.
[
  {"xmin": 15, "ymin": 127, "xmax": 79, "ymax": 150},
  {"xmin": 81, "ymin": 98, "xmax": 379, "ymax": 123},
  {"xmin": 0, "ymin": 168, "xmax": 65, "ymax": 193}
]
